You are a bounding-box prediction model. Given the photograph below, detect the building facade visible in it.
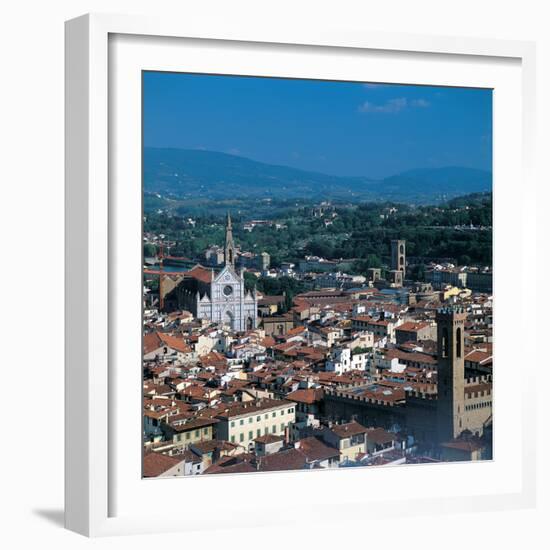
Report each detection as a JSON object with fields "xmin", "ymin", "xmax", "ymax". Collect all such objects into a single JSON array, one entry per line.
[{"xmin": 215, "ymin": 399, "xmax": 296, "ymax": 449}]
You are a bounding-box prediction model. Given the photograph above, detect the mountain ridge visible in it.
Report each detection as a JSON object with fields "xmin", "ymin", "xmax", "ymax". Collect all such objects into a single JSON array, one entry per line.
[{"xmin": 143, "ymin": 147, "xmax": 492, "ymax": 204}]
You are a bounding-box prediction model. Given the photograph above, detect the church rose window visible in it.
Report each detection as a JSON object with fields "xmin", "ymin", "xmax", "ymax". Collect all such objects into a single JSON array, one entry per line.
[{"xmin": 223, "ymin": 285, "xmax": 233, "ymax": 296}]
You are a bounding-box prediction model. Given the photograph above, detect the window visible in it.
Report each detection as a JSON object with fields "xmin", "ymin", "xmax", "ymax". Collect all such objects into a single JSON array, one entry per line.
[
  {"xmin": 195, "ymin": 430, "xmax": 199, "ymax": 437},
  {"xmin": 288, "ymin": 408, "xmax": 294, "ymax": 414},
  {"xmin": 203, "ymin": 428, "xmax": 208, "ymax": 435},
  {"xmin": 272, "ymin": 425, "xmax": 276, "ymax": 433},
  {"xmin": 264, "ymin": 427, "xmax": 269, "ymax": 435},
  {"xmin": 265, "ymin": 414, "xmax": 268, "ymax": 419},
  {"xmin": 249, "ymin": 417, "xmax": 253, "ymax": 423},
  {"xmin": 223, "ymin": 285, "xmax": 233, "ymax": 296},
  {"xmin": 231, "ymin": 435, "xmax": 235, "ymax": 443},
  {"xmin": 248, "ymin": 431, "xmax": 253, "ymax": 440},
  {"xmin": 456, "ymin": 327, "xmax": 462, "ymax": 357},
  {"xmin": 186, "ymin": 432, "xmax": 190, "ymax": 440},
  {"xmin": 272, "ymin": 412, "xmax": 276, "ymax": 418},
  {"xmin": 280, "ymin": 410, "xmax": 284, "ymax": 416},
  {"xmin": 257, "ymin": 429, "xmax": 261, "ymax": 437},
  {"xmin": 231, "ymin": 421, "xmax": 235, "ymax": 427},
  {"xmin": 441, "ymin": 327, "xmax": 449, "ymax": 358},
  {"xmin": 257, "ymin": 416, "xmax": 261, "ymax": 421},
  {"xmin": 239, "ymin": 433, "xmax": 244, "ymax": 442},
  {"xmin": 280, "ymin": 423, "xmax": 285, "ymax": 431},
  {"xmin": 240, "ymin": 419, "xmax": 244, "ymax": 426}
]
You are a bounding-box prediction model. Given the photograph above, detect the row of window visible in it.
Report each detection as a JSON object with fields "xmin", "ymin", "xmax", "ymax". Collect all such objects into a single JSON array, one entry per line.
[
  {"xmin": 230, "ymin": 408, "xmax": 294, "ymax": 428},
  {"xmin": 176, "ymin": 427, "xmax": 209, "ymax": 442},
  {"xmin": 230, "ymin": 423, "xmax": 288, "ymax": 444},
  {"xmin": 465, "ymin": 401, "xmax": 492, "ymax": 411}
]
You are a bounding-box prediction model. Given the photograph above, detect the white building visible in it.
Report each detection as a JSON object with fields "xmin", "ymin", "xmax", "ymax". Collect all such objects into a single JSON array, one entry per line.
[{"xmin": 325, "ymin": 347, "xmax": 370, "ymax": 374}]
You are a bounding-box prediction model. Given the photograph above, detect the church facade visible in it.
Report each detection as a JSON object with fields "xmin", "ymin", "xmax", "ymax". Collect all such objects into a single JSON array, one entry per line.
[{"xmin": 173, "ymin": 214, "xmax": 258, "ymax": 331}]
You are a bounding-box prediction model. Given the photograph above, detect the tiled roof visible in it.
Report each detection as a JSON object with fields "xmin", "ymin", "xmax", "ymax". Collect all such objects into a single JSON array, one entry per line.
[
  {"xmin": 187, "ymin": 265, "xmax": 214, "ymax": 283},
  {"xmin": 142, "ymin": 452, "xmax": 183, "ymax": 477},
  {"xmin": 396, "ymin": 321, "xmax": 431, "ymax": 333},
  {"xmin": 330, "ymin": 420, "xmax": 368, "ymax": 439},
  {"xmin": 143, "ymin": 331, "xmax": 192, "ymax": 354},
  {"xmin": 203, "ymin": 461, "xmax": 256, "ymax": 475},
  {"xmin": 295, "ymin": 437, "xmax": 339, "ymax": 462},
  {"xmin": 254, "ymin": 434, "xmax": 284, "ymax": 444},
  {"xmin": 286, "ymin": 388, "xmax": 323, "ymax": 405},
  {"xmin": 366, "ymin": 428, "xmax": 397, "ymax": 445},
  {"xmin": 258, "ymin": 448, "xmax": 307, "ymax": 472}
]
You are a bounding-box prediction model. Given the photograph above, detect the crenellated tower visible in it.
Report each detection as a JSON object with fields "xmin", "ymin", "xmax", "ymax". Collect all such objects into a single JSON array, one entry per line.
[{"xmin": 436, "ymin": 306, "xmax": 467, "ymax": 443}]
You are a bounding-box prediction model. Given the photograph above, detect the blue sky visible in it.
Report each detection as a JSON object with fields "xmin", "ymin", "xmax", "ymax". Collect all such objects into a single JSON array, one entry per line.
[{"xmin": 143, "ymin": 72, "xmax": 492, "ymax": 179}]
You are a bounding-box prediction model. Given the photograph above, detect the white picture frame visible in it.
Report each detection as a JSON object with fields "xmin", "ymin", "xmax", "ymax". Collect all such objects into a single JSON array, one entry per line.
[{"xmin": 65, "ymin": 13, "xmax": 537, "ymax": 537}]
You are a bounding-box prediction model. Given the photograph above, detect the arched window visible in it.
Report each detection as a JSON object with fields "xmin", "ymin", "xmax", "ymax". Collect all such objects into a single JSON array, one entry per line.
[
  {"xmin": 456, "ymin": 327, "xmax": 462, "ymax": 357},
  {"xmin": 441, "ymin": 327, "xmax": 449, "ymax": 358},
  {"xmin": 399, "ymin": 244, "xmax": 404, "ymax": 254},
  {"xmin": 224, "ymin": 310, "xmax": 234, "ymax": 330}
]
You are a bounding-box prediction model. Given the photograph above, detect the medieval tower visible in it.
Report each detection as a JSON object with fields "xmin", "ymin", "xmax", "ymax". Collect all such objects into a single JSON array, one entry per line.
[
  {"xmin": 391, "ymin": 239, "xmax": 406, "ymax": 273},
  {"xmin": 436, "ymin": 306, "xmax": 467, "ymax": 444}
]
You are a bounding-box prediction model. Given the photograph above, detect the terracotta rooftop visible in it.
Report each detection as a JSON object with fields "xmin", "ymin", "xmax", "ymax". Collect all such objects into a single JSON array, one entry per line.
[
  {"xmin": 142, "ymin": 452, "xmax": 183, "ymax": 478},
  {"xmin": 258, "ymin": 448, "xmax": 307, "ymax": 472},
  {"xmin": 330, "ymin": 420, "xmax": 368, "ymax": 439},
  {"xmin": 295, "ymin": 437, "xmax": 339, "ymax": 462},
  {"xmin": 286, "ymin": 388, "xmax": 324, "ymax": 405},
  {"xmin": 254, "ymin": 434, "xmax": 284, "ymax": 444},
  {"xmin": 143, "ymin": 331, "xmax": 192, "ymax": 355},
  {"xmin": 204, "ymin": 461, "xmax": 257, "ymax": 475},
  {"xmin": 396, "ymin": 321, "xmax": 431, "ymax": 333},
  {"xmin": 187, "ymin": 264, "xmax": 214, "ymax": 283},
  {"xmin": 366, "ymin": 427, "xmax": 398, "ymax": 446}
]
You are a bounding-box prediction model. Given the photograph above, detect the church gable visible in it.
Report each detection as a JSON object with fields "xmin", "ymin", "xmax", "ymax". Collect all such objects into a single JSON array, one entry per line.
[{"xmin": 214, "ymin": 265, "xmax": 241, "ymax": 285}]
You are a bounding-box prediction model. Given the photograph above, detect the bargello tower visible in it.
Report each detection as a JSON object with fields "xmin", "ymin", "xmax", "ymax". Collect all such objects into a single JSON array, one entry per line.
[{"xmin": 436, "ymin": 306, "xmax": 467, "ymax": 443}]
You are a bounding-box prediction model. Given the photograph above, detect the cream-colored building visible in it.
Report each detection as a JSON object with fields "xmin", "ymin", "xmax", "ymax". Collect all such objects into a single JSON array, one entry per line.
[
  {"xmin": 215, "ymin": 399, "xmax": 296, "ymax": 449},
  {"xmin": 321, "ymin": 421, "xmax": 368, "ymax": 462},
  {"xmin": 162, "ymin": 416, "xmax": 218, "ymax": 449}
]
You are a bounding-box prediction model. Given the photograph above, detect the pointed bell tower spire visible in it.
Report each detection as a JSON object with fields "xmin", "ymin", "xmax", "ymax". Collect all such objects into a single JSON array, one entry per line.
[{"xmin": 224, "ymin": 211, "xmax": 235, "ymax": 268}]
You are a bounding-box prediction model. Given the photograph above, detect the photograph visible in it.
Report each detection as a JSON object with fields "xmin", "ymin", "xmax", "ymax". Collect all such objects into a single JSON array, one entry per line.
[{"xmin": 141, "ymin": 72, "xmax": 493, "ymax": 477}]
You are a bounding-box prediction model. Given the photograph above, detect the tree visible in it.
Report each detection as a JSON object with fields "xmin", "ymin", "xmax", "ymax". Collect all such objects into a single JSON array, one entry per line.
[
  {"xmin": 143, "ymin": 243, "xmax": 157, "ymax": 257},
  {"xmin": 243, "ymin": 271, "xmax": 259, "ymax": 292}
]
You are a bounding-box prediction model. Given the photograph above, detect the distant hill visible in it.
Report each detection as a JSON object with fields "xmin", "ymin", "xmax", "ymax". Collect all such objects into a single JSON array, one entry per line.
[
  {"xmin": 381, "ymin": 167, "xmax": 492, "ymax": 203},
  {"xmin": 143, "ymin": 148, "xmax": 492, "ymax": 205}
]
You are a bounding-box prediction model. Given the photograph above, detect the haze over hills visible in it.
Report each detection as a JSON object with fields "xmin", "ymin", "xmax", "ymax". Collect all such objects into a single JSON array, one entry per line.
[{"xmin": 143, "ymin": 147, "xmax": 492, "ymax": 205}]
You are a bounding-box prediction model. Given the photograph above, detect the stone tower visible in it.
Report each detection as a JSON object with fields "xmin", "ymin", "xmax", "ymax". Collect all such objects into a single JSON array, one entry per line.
[
  {"xmin": 224, "ymin": 212, "xmax": 236, "ymax": 268},
  {"xmin": 436, "ymin": 306, "xmax": 467, "ymax": 443},
  {"xmin": 391, "ymin": 239, "xmax": 406, "ymax": 274}
]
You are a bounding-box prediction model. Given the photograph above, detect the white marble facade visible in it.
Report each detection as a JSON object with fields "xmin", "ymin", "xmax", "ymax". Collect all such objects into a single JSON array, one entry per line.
[{"xmin": 195, "ymin": 265, "xmax": 257, "ymax": 331}]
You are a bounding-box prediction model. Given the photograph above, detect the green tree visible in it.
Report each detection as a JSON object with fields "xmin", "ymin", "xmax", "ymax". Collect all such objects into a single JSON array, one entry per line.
[{"xmin": 143, "ymin": 243, "xmax": 157, "ymax": 257}]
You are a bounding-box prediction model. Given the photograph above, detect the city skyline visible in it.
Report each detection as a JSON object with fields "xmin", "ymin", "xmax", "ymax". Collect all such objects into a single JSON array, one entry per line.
[{"xmin": 142, "ymin": 71, "xmax": 493, "ymax": 478}]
